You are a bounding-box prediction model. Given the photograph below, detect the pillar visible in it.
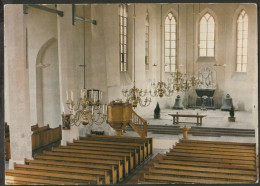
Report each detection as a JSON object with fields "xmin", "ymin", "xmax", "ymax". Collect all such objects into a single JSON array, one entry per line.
[
  {"xmin": 57, "ymin": 4, "xmax": 79, "ymax": 145},
  {"xmin": 5, "ymin": 5, "xmax": 32, "ymax": 169}
]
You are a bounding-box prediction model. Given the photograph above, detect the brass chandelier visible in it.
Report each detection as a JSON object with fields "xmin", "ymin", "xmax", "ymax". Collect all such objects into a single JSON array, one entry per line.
[
  {"xmin": 168, "ymin": 4, "xmax": 200, "ymax": 92},
  {"xmin": 150, "ymin": 4, "xmax": 174, "ymax": 98},
  {"xmin": 62, "ymin": 6, "xmax": 107, "ymax": 129},
  {"xmin": 122, "ymin": 4, "xmax": 152, "ymax": 108}
]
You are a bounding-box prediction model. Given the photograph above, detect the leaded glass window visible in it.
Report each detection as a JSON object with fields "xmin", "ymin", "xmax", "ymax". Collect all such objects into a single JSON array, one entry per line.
[
  {"xmin": 119, "ymin": 4, "xmax": 128, "ymax": 72},
  {"xmin": 236, "ymin": 10, "xmax": 248, "ymax": 72},
  {"xmin": 199, "ymin": 13, "xmax": 215, "ymax": 57},
  {"xmin": 164, "ymin": 12, "xmax": 177, "ymax": 72}
]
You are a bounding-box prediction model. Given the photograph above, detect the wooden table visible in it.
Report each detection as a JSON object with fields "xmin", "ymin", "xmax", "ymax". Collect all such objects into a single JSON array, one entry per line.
[{"xmin": 168, "ymin": 113, "xmax": 207, "ymax": 125}]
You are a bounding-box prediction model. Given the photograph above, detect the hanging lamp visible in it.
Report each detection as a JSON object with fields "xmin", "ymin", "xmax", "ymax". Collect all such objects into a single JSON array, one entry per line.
[
  {"xmin": 122, "ymin": 4, "xmax": 152, "ymax": 108},
  {"xmin": 149, "ymin": 4, "xmax": 174, "ymax": 98},
  {"xmin": 61, "ymin": 5, "xmax": 107, "ymax": 129}
]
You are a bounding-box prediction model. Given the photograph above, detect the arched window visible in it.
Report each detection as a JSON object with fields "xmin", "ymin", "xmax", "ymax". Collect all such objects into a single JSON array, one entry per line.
[
  {"xmin": 199, "ymin": 13, "xmax": 215, "ymax": 57},
  {"xmin": 236, "ymin": 10, "xmax": 248, "ymax": 72},
  {"xmin": 145, "ymin": 11, "xmax": 149, "ymax": 70},
  {"xmin": 119, "ymin": 4, "xmax": 128, "ymax": 72},
  {"xmin": 164, "ymin": 12, "xmax": 177, "ymax": 72}
]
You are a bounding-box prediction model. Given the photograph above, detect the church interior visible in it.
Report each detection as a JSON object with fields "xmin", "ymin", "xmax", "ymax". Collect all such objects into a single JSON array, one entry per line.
[{"xmin": 4, "ymin": 3, "xmax": 258, "ymax": 184}]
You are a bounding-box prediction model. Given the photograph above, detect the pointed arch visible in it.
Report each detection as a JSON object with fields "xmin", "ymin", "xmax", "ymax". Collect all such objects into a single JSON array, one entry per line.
[
  {"xmin": 164, "ymin": 11, "xmax": 177, "ymax": 72},
  {"xmin": 236, "ymin": 9, "xmax": 248, "ymax": 72},
  {"xmin": 199, "ymin": 12, "xmax": 215, "ymax": 57}
]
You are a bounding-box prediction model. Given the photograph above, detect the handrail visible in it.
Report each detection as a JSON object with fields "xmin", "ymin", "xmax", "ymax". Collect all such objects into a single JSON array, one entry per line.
[{"xmin": 131, "ymin": 109, "xmax": 147, "ymax": 138}]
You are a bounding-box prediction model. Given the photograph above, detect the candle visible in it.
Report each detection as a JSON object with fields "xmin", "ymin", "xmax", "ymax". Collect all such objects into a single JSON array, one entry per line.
[
  {"xmin": 102, "ymin": 105, "xmax": 105, "ymax": 113},
  {"xmin": 66, "ymin": 91, "xmax": 68, "ymax": 101},
  {"xmin": 71, "ymin": 91, "xmax": 73, "ymax": 101}
]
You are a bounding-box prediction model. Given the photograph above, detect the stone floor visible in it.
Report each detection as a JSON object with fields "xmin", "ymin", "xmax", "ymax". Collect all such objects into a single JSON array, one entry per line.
[{"xmin": 123, "ymin": 108, "xmax": 257, "ymax": 152}]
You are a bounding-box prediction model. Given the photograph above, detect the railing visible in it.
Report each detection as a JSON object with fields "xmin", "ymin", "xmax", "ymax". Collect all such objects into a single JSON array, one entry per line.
[{"xmin": 130, "ymin": 109, "xmax": 147, "ymax": 138}]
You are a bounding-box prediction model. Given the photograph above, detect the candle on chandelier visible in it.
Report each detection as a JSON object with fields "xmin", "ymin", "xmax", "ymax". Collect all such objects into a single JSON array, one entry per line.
[
  {"xmin": 66, "ymin": 91, "xmax": 68, "ymax": 101},
  {"xmin": 102, "ymin": 105, "xmax": 104, "ymax": 113},
  {"xmin": 71, "ymin": 91, "xmax": 73, "ymax": 101}
]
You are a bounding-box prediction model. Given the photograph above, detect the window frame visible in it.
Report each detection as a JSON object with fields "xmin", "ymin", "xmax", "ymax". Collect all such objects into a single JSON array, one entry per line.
[
  {"xmin": 236, "ymin": 9, "xmax": 248, "ymax": 73},
  {"xmin": 164, "ymin": 11, "xmax": 177, "ymax": 73},
  {"xmin": 119, "ymin": 4, "xmax": 128, "ymax": 72},
  {"xmin": 145, "ymin": 11, "xmax": 149, "ymax": 71},
  {"xmin": 199, "ymin": 12, "xmax": 216, "ymax": 57}
]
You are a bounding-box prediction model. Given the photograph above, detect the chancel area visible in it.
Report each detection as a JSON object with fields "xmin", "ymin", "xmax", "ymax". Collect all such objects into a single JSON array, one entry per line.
[{"xmin": 4, "ymin": 3, "xmax": 258, "ymax": 184}]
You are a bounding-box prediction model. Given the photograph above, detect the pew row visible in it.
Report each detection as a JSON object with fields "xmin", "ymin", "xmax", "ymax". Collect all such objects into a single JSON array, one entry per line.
[{"xmin": 139, "ymin": 139, "xmax": 257, "ymax": 184}]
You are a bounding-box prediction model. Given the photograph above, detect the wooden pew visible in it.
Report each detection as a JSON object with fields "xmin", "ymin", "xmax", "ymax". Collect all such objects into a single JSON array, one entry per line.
[
  {"xmin": 31, "ymin": 124, "xmax": 39, "ymax": 131},
  {"xmin": 175, "ymin": 141, "xmax": 255, "ymax": 150},
  {"xmin": 42, "ymin": 150, "xmax": 129, "ymax": 177},
  {"xmin": 31, "ymin": 125, "xmax": 61, "ymax": 150},
  {"xmin": 14, "ymin": 162, "xmax": 110, "ymax": 184},
  {"xmin": 179, "ymin": 139, "xmax": 256, "ymax": 147},
  {"xmin": 73, "ymin": 139, "xmax": 145, "ymax": 163},
  {"xmin": 172, "ymin": 144, "xmax": 256, "ymax": 154},
  {"xmin": 5, "ymin": 123, "xmax": 11, "ymax": 160},
  {"xmin": 33, "ymin": 154, "xmax": 124, "ymax": 182},
  {"xmin": 53, "ymin": 146, "xmax": 135, "ymax": 171},
  {"xmin": 5, "ymin": 175, "xmax": 79, "ymax": 185},
  {"xmin": 64, "ymin": 143, "xmax": 139, "ymax": 167},
  {"xmin": 166, "ymin": 151, "xmax": 256, "ymax": 162},
  {"xmin": 25, "ymin": 158, "xmax": 117, "ymax": 184},
  {"xmin": 158, "ymin": 158, "xmax": 256, "ymax": 171},
  {"xmin": 169, "ymin": 148, "xmax": 256, "ymax": 157},
  {"xmin": 140, "ymin": 140, "xmax": 257, "ymax": 184},
  {"xmin": 163, "ymin": 153, "xmax": 255, "ymax": 166},
  {"xmin": 5, "ymin": 168, "xmax": 102, "ymax": 184},
  {"xmin": 85, "ymin": 134, "xmax": 153, "ymax": 155},
  {"xmin": 152, "ymin": 164, "xmax": 256, "ymax": 182},
  {"xmin": 142, "ymin": 173, "xmax": 247, "ymax": 184}
]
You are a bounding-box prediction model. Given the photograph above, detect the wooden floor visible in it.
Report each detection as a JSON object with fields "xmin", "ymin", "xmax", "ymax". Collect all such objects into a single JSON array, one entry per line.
[
  {"xmin": 5, "ymin": 135, "xmax": 153, "ymax": 185},
  {"xmin": 138, "ymin": 139, "xmax": 257, "ymax": 184}
]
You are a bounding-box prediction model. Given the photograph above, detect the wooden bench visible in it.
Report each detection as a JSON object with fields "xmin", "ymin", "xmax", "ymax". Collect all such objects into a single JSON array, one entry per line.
[
  {"xmin": 168, "ymin": 112, "xmax": 206, "ymax": 125},
  {"xmin": 85, "ymin": 134, "xmax": 153, "ymax": 155},
  {"xmin": 25, "ymin": 158, "xmax": 117, "ymax": 184},
  {"xmin": 14, "ymin": 162, "xmax": 110, "ymax": 184},
  {"xmin": 74, "ymin": 139, "xmax": 145, "ymax": 163},
  {"xmin": 34, "ymin": 154, "xmax": 124, "ymax": 182},
  {"xmin": 54, "ymin": 146, "xmax": 135, "ymax": 171},
  {"xmin": 5, "ymin": 123, "xmax": 10, "ymax": 161},
  {"xmin": 5, "ymin": 168, "xmax": 102, "ymax": 184},
  {"xmin": 139, "ymin": 140, "xmax": 257, "ymax": 184},
  {"xmin": 32, "ymin": 125, "xmax": 61, "ymax": 150},
  {"xmin": 65, "ymin": 143, "xmax": 139, "ymax": 167},
  {"xmin": 148, "ymin": 167, "xmax": 255, "ymax": 182},
  {"xmin": 179, "ymin": 139, "xmax": 256, "ymax": 147},
  {"xmin": 31, "ymin": 124, "xmax": 39, "ymax": 131},
  {"xmin": 42, "ymin": 150, "xmax": 129, "ymax": 177}
]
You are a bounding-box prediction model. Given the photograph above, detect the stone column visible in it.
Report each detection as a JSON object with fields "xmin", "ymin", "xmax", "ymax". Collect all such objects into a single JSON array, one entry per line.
[
  {"xmin": 57, "ymin": 4, "xmax": 79, "ymax": 145},
  {"xmin": 5, "ymin": 5, "xmax": 32, "ymax": 169}
]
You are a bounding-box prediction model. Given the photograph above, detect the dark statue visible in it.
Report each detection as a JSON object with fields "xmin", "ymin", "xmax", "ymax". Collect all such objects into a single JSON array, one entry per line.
[{"xmin": 154, "ymin": 102, "xmax": 160, "ymax": 119}]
